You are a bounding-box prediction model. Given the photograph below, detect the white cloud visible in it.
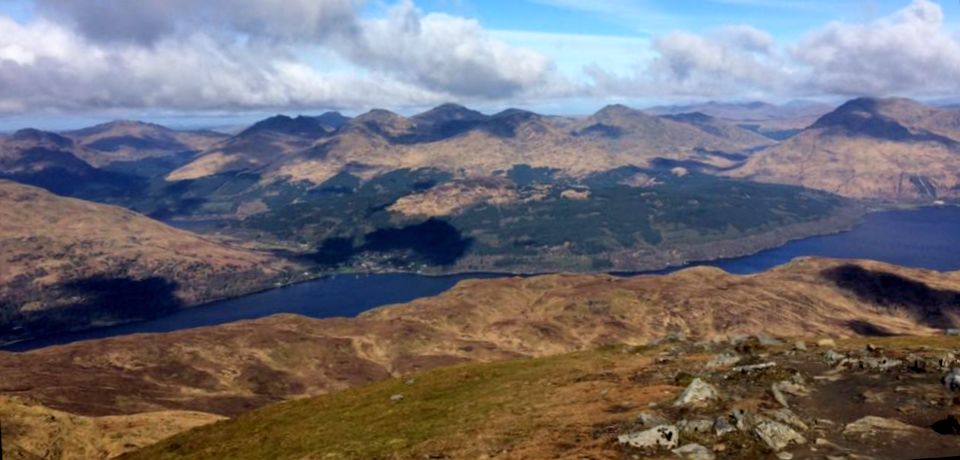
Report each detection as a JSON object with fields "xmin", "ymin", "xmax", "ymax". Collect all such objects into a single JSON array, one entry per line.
[
  {"xmin": 0, "ymin": 0, "xmax": 556, "ymax": 114},
  {"xmin": 791, "ymin": 0, "xmax": 960, "ymax": 96}
]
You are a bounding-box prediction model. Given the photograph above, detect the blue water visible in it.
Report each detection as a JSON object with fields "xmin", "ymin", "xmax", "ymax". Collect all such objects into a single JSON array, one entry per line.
[{"xmin": 6, "ymin": 206, "xmax": 960, "ymax": 352}]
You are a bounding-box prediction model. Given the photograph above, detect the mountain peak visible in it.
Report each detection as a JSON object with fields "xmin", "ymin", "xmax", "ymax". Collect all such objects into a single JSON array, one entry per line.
[
  {"xmin": 240, "ymin": 114, "xmax": 334, "ymax": 138},
  {"xmin": 9, "ymin": 128, "xmax": 74, "ymax": 149},
  {"xmin": 413, "ymin": 103, "xmax": 486, "ymax": 124}
]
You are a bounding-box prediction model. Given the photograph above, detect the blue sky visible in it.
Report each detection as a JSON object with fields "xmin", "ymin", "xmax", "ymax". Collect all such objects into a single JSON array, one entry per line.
[{"xmin": 1, "ymin": 0, "xmax": 959, "ymax": 130}]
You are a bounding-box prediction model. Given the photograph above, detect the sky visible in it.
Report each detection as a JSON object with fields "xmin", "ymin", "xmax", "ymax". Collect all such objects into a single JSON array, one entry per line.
[{"xmin": 1, "ymin": 0, "xmax": 960, "ymax": 130}]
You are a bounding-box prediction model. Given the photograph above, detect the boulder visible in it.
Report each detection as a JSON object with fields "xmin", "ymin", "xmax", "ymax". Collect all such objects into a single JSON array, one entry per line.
[
  {"xmin": 672, "ymin": 443, "xmax": 715, "ymax": 460},
  {"xmin": 943, "ymin": 369, "xmax": 960, "ymax": 391},
  {"xmin": 816, "ymin": 338, "xmax": 837, "ymax": 347},
  {"xmin": 771, "ymin": 380, "xmax": 810, "ymax": 408},
  {"xmin": 824, "ymin": 350, "xmax": 846, "ymax": 366},
  {"xmin": 674, "ymin": 378, "xmax": 719, "ymax": 407},
  {"xmin": 678, "ymin": 419, "xmax": 714, "ymax": 435},
  {"xmin": 766, "ymin": 408, "xmax": 809, "ymax": 431},
  {"xmin": 842, "ymin": 416, "xmax": 925, "ymax": 438},
  {"xmin": 618, "ymin": 425, "xmax": 680, "ymax": 450},
  {"xmin": 637, "ymin": 411, "xmax": 670, "ymax": 428},
  {"xmin": 706, "ymin": 352, "xmax": 742, "ymax": 369},
  {"xmin": 754, "ymin": 420, "xmax": 806, "ymax": 451},
  {"xmin": 714, "ymin": 416, "xmax": 737, "ymax": 436},
  {"xmin": 731, "ymin": 362, "xmax": 777, "ymax": 373},
  {"xmin": 793, "ymin": 341, "xmax": 807, "ymax": 351}
]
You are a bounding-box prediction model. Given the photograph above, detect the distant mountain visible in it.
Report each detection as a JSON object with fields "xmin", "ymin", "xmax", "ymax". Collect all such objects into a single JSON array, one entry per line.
[
  {"xmin": 647, "ymin": 100, "xmax": 834, "ymax": 123},
  {"xmin": 0, "ymin": 180, "xmax": 295, "ymax": 345},
  {"xmin": 0, "ymin": 128, "xmax": 145, "ymax": 197},
  {"xmin": 64, "ymin": 120, "xmax": 228, "ymax": 166},
  {"xmin": 169, "ymin": 103, "xmax": 773, "ymax": 186},
  {"xmin": 731, "ymin": 97, "xmax": 960, "ymax": 200}
]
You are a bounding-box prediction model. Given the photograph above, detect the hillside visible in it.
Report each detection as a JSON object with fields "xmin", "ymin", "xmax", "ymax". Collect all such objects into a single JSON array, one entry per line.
[
  {"xmin": 64, "ymin": 121, "xmax": 228, "ymax": 167},
  {"xmin": 731, "ymin": 97, "xmax": 960, "ymax": 201},
  {"xmin": 121, "ymin": 335, "xmax": 960, "ymax": 460},
  {"xmin": 2, "ymin": 257, "xmax": 958, "ymax": 417},
  {"xmin": 168, "ymin": 104, "xmax": 773, "ymax": 185},
  {"xmin": 0, "ymin": 180, "xmax": 296, "ymax": 345},
  {"xmin": 3, "ymin": 257, "xmax": 960, "ymax": 458}
]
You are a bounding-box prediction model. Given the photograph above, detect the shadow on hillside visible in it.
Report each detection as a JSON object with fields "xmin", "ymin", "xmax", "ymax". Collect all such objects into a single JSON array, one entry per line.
[
  {"xmin": 0, "ymin": 277, "xmax": 182, "ymax": 345},
  {"xmin": 310, "ymin": 219, "xmax": 473, "ymax": 268},
  {"xmin": 822, "ymin": 265, "xmax": 960, "ymax": 330}
]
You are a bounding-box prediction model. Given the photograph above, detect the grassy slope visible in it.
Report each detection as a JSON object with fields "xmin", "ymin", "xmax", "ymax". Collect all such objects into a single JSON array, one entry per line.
[{"xmin": 125, "ymin": 335, "xmax": 960, "ymax": 460}]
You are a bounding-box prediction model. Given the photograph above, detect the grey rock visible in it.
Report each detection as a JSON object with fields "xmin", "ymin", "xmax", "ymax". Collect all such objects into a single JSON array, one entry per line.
[
  {"xmin": 758, "ymin": 335, "xmax": 784, "ymax": 346},
  {"xmin": 730, "ymin": 408, "xmax": 765, "ymax": 431},
  {"xmin": 858, "ymin": 357, "xmax": 903, "ymax": 371},
  {"xmin": 943, "ymin": 369, "xmax": 960, "ymax": 392},
  {"xmin": 678, "ymin": 419, "xmax": 714, "ymax": 435},
  {"xmin": 771, "ymin": 380, "xmax": 810, "ymax": 408},
  {"xmin": 842, "ymin": 416, "xmax": 925, "ymax": 438},
  {"xmin": 714, "ymin": 416, "xmax": 737, "ymax": 437},
  {"xmin": 731, "ymin": 362, "xmax": 777, "ymax": 373},
  {"xmin": 946, "ymin": 329, "xmax": 960, "ymax": 337},
  {"xmin": 674, "ymin": 378, "xmax": 719, "ymax": 407},
  {"xmin": 637, "ymin": 411, "xmax": 670, "ymax": 428},
  {"xmin": 824, "ymin": 350, "xmax": 846, "ymax": 366},
  {"xmin": 672, "ymin": 443, "xmax": 715, "ymax": 460},
  {"xmin": 390, "ymin": 393, "xmax": 404, "ymax": 402},
  {"xmin": 766, "ymin": 408, "xmax": 809, "ymax": 431},
  {"xmin": 793, "ymin": 341, "xmax": 807, "ymax": 351},
  {"xmin": 706, "ymin": 352, "xmax": 742, "ymax": 369},
  {"xmin": 618, "ymin": 425, "xmax": 680, "ymax": 450},
  {"xmin": 754, "ymin": 420, "xmax": 807, "ymax": 451}
]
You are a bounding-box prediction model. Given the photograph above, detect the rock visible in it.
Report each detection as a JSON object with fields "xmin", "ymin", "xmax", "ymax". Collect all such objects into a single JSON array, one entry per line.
[
  {"xmin": 618, "ymin": 425, "xmax": 680, "ymax": 450},
  {"xmin": 793, "ymin": 341, "xmax": 807, "ymax": 351},
  {"xmin": 943, "ymin": 369, "xmax": 960, "ymax": 391},
  {"xmin": 754, "ymin": 420, "xmax": 806, "ymax": 451},
  {"xmin": 672, "ymin": 443, "xmax": 715, "ymax": 460},
  {"xmin": 714, "ymin": 416, "xmax": 737, "ymax": 437},
  {"xmin": 390, "ymin": 394, "xmax": 404, "ymax": 402},
  {"xmin": 730, "ymin": 409, "xmax": 765, "ymax": 431},
  {"xmin": 771, "ymin": 380, "xmax": 810, "ymax": 408},
  {"xmin": 776, "ymin": 453, "xmax": 794, "ymax": 460},
  {"xmin": 731, "ymin": 362, "xmax": 777, "ymax": 373},
  {"xmin": 674, "ymin": 378, "xmax": 719, "ymax": 407},
  {"xmin": 728, "ymin": 334, "xmax": 750, "ymax": 346},
  {"xmin": 931, "ymin": 414, "xmax": 960, "ymax": 435},
  {"xmin": 637, "ymin": 411, "xmax": 670, "ymax": 428},
  {"xmin": 817, "ymin": 338, "xmax": 837, "ymax": 348},
  {"xmin": 842, "ymin": 416, "xmax": 925, "ymax": 438},
  {"xmin": 824, "ymin": 350, "xmax": 846, "ymax": 366},
  {"xmin": 946, "ymin": 329, "xmax": 960, "ymax": 337},
  {"xmin": 766, "ymin": 408, "xmax": 809, "ymax": 431},
  {"xmin": 758, "ymin": 335, "xmax": 784, "ymax": 346},
  {"xmin": 858, "ymin": 357, "xmax": 903, "ymax": 371},
  {"xmin": 678, "ymin": 419, "xmax": 714, "ymax": 435},
  {"xmin": 706, "ymin": 352, "xmax": 742, "ymax": 369}
]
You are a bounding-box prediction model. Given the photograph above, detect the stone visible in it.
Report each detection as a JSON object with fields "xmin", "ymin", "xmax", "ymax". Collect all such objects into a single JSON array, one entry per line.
[
  {"xmin": 944, "ymin": 369, "xmax": 960, "ymax": 391},
  {"xmin": 771, "ymin": 380, "xmax": 809, "ymax": 408},
  {"xmin": 858, "ymin": 357, "xmax": 903, "ymax": 371},
  {"xmin": 731, "ymin": 362, "xmax": 777, "ymax": 373},
  {"xmin": 824, "ymin": 350, "xmax": 846, "ymax": 366},
  {"xmin": 390, "ymin": 394, "xmax": 404, "ymax": 402},
  {"xmin": 842, "ymin": 416, "xmax": 925, "ymax": 438},
  {"xmin": 714, "ymin": 416, "xmax": 737, "ymax": 437},
  {"xmin": 672, "ymin": 443, "xmax": 715, "ymax": 460},
  {"xmin": 758, "ymin": 335, "xmax": 784, "ymax": 346},
  {"xmin": 637, "ymin": 411, "xmax": 670, "ymax": 428},
  {"xmin": 754, "ymin": 420, "xmax": 807, "ymax": 451},
  {"xmin": 776, "ymin": 453, "xmax": 794, "ymax": 460},
  {"xmin": 946, "ymin": 329, "xmax": 960, "ymax": 337},
  {"xmin": 817, "ymin": 338, "xmax": 837, "ymax": 348},
  {"xmin": 793, "ymin": 341, "xmax": 807, "ymax": 351},
  {"xmin": 674, "ymin": 378, "xmax": 719, "ymax": 407},
  {"xmin": 678, "ymin": 419, "xmax": 714, "ymax": 435},
  {"xmin": 706, "ymin": 352, "xmax": 742, "ymax": 369},
  {"xmin": 766, "ymin": 408, "xmax": 809, "ymax": 431},
  {"xmin": 730, "ymin": 409, "xmax": 765, "ymax": 431},
  {"xmin": 618, "ymin": 425, "xmax": 680, "ymax": 450}
]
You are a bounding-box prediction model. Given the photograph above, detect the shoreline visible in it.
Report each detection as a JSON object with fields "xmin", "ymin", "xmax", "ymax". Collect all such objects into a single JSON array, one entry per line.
[{"xmin": 3, "ymin": 203, "xmax": 952, "ymax": 352}]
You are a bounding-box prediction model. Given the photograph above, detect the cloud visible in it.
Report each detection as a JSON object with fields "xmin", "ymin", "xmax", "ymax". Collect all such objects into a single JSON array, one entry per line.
[
  {"xmin": 0, "ymin": 0, "xmax": 556, "ymax": 114},
  {"xmin": 586, "ymin": 0, "xmax": 960, "ymax": 100},
  {"xmin": 791, "ymin": 0, "xmax": 960, "ymax": 96},
  {"xmin": 34, "ymin": 0, "xmax": 361, "ymax": 44},
  {"xmin": 340, "ymin": 1, "xmax": 554, "ymax": 98},
  {"xmin": 586, "ymin": 25, "xmax": 788, "ymax": 98}
]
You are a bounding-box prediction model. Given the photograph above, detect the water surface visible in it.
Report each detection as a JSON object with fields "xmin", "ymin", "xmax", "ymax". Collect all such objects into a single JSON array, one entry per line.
[{"xmin": 7, "ymin": 206, "xmax": 960, "ymax": 352}]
